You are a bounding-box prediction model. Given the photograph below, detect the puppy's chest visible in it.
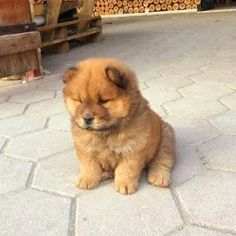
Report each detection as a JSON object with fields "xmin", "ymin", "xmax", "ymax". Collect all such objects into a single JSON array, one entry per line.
[{"xmin": 81, "ymin": 132, "xmax": 149, "ymax": 157}]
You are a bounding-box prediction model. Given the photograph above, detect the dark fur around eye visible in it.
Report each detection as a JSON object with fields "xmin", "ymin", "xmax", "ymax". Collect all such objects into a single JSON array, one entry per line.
[
  {"xmin": 73, "ymin": 98, "xmax": 82, "ymax": 103},
  {"xmin": 99, "ymin": 98, "xmax": 109, "ymax": 105}
]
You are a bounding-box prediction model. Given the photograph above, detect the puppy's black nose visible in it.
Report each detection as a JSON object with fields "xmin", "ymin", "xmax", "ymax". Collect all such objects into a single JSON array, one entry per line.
[{"xmin": 83, "ymin": 115, "xmax": 94, "ymax": 125}]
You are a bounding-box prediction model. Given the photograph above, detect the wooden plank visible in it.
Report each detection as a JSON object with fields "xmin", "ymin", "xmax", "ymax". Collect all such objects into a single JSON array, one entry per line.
[
  {"xmin": 78, "ymin": 0, "xmax": 96, "ymax": 32},
  {"xmin": 0, "ymin": 32, "xmax": 41, "ymax": 56},
  {"xmin": 0, "ymin": 0, "xmax": 31, "ymax": 25},
  {"xmin": 0, "ymin": 23, "xmax": 37, "ymax": 36},
  {"xmin": 41, "ymin": 27, "xmax": 101, "ymax": 47},
  {"xmin": 46, "ymin": 0, "xmax": 63, "ymax": 24},
  {"xmin": 38, "ymin": 16, "xmax": 100, "ymax": 31},
  {"xmin": 44, "ymin": 27, "xmax": 69, "ymax": 53},
  {"xmin": 0, "ymin": 50, "xmax": 38, "ymax": 78}
]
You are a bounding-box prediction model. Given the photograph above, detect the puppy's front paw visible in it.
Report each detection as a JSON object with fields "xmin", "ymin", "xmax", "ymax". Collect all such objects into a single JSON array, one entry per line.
[
  {"xmin": 114, "ymin": 180, "xmax": 138, "ymax": 195},
  {"xmin": 147, "ymin": 170, "xmax": 171, "ymax": 187},
  {"xmin": 77, "ymin": 176, "xmax": 100, "ymax": 189}
]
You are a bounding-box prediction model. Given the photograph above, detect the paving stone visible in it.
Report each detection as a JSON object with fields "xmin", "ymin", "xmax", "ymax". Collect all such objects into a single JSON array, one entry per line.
[
  {"xmin": 56, "ymin": 90, "xmax": 63, "ymax": 99},
  {"xmin": 146, "ymin": 75, "xmax": 193, "ymax": 90},
  {"xmin": 0, "ymin": 189, "xmax": 70, "ymax": 236},
  {"xmin": 0, "ymin": 115, "xmax": 47, "ymax": 137},
  {"xmin": 9, "ymin": 90, "xmax": 55, "ymax": 104},
  {"xmin": 163, "ymin": 98, "xmax": 227, "ymax": 118},
  {"xmin": 49, "ymin": 113, "xmax": 71, "ymax": 132},
  {"xmin": 0, "ymin": 102, "xmax": 26, "ymax": 119},
  {"xmin": 159, "ymin": 67, "xmax": 201, "ymax": 77},
  {"xmin": 25, "ymin": 98, "xmax": 66, "ymax": 117},
  {"xmin": 210, "ymin": 111, "xmax": 236, "ymax": 135},
  {"xmin": 37, "ymin": 78, "xmax": 64, "ymax": 91},
  {"xmin": 172, "ymin": 145, "xmax": 205, "ymax": 186},
  {"xmin": 0, "ymin": 94, "xmax": 9, "ymax": 103},
  {"xmin": 0, "ymin": 82, "xmax": 38, "ymax": 97},
  {"xmin": 75, "ymin": 184, "xmax": 182, "ymax": 236},
  {"xmin": 176, "ymin": 171, "xmax": 236, "ymax": 231},
  {"xmin": 136, "ymin": 69, "xmax": 162, "ymax": 81},
  {"xmin": 178, "ymin": 83, "xmax": 233, "ymax": 100},
  {"xmin": 33, "ymin": 150, "xmax": 79, "ymax": 196},
  {"xmin": 190, "ymin": 71, "xmax": 236, "ymax": 83},
  {"xmin": 200, "ymin": 63, "xmax": 236, "ymax": 77},
  {"xmin": 0, "ymin": 156, "xmax": 32, "ymax": 195},
  {"xmin": 6, "ymin": 129, "xmax": 73, "ymax": 161},
  {"xmin": 226, "ymin": 80, "xmax": 236, "ymax": 90},
  {"xmin": 0, "ymin": 137, "xmax": 6, "ymax": 151},
  {"xmin": 167, "ymin": 117, "xmax": 219, "ymax": 145},
  {"xmin": 142, "ymin": 87, "xmax": 181, "ymax": 106},
  {"xmin": 198, "ymin": 135, "xmax": 236, "ymax": 172},
  {"xmin": 139, "ymin": 81, "xmax": 148, "ymax": 90},
  {"xmin": 220, "ymin": 93, "xmax": 236, "ymax": 110},
  {"xmin": 172, "ymin": 226, "xmax": 233, "ymax": 236},
  {"xmin": 150, "ymin": 104, "xmax": 167, "ymax": 118}
]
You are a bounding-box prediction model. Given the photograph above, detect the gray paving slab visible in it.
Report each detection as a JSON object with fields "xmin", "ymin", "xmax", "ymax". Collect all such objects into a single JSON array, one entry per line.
[
  {"xmin": 75, "ymin": 183, "xmax": 182, "ymax": 236},
  {"xmin": 0, "ymin": 156, "xmax": 32, "ymax": 195},
  {"xmin": 176, "ymin": 171, "xmax": 236, "ymax": 231},
  {"xmin": 0, "ymin": 189, "xmax": 71, "ymax": 236},
  {"xmin": 6, "ymin": 130, "xmax": 73, "ymax": 161}
]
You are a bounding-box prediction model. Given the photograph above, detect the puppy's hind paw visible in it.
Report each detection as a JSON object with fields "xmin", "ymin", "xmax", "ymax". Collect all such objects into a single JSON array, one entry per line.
[
  {"xmin": 147, "ymin": 171, "xmax": 171, "ymax": 187},
  {"xmin": 77, "ymin": 176, "xmax": 100, "ymax": 190}
]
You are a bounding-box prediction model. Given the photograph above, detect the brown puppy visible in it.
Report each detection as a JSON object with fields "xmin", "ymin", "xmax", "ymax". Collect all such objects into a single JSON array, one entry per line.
[{"xmin": 63, "ymin": 58, "xmax": 175, "ymax": 195}]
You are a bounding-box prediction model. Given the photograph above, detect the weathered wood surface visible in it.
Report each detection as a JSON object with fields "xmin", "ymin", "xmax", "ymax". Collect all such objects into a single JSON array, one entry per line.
[
  {"xmin": 0, "ymin": 32, "xmax": 41, "ymax": 56},
  {"xmin": 0, "ymin": 51, "xmax": 38, "ymax": 78},
  {"xmin": 0, "ymin": 0, "xmax": 31, "ymax": 25}
]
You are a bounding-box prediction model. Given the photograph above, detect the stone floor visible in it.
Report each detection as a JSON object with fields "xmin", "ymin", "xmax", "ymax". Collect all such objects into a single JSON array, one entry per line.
[{"xmin": 0, "ymin": 12, "xmax": 236, "ymax": 236}]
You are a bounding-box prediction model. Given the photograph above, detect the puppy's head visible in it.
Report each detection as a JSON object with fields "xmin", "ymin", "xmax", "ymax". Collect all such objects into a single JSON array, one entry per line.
[{"xmin": 63, "ymin": 58, "xmax": 140, "ymax": 131}]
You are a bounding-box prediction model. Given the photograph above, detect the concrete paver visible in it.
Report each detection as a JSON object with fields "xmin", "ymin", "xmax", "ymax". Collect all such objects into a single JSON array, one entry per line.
[
  {"xmin": 198, "ymin": 135, "xmax": 236, "ymax": 172},
  {"xmin": 25, "ymin": 98, "xmax": 66, "ymax": 117},
  {"xmin": 178, "ymin": 82, "xmax": 233, "ymax": 100},
  {"xmin": 210, "ymin": 111, "xmax": 236, "ymax": 135},
  {"xmin": 0, "ymin": 115, "xmax": 47, "ymax": 137},
  {"xmin": 6, "ymin": 130, "xmax": 73, "ymax": 161},
  {"xmin": 0, "ymin": 137, "xmax": 6, "ymax": 151},
  {"xmin": 189, "ymin": 71, "xmax": 236, "ymax": 83},
  {"xmin": 0, "ymin": 156, "xmax": 32, "ymax": 195},
  {"xmin": 75, "ymin": 185, "xmax": 182, "ymax": 236},
  {"xmin": 166, "ymin": 117, "xmax": 220, "ymax": 145},
  {"xmin": 146, "ymin": 75, "xmax": 193, "ymax": 90},
  {"xmin": 172, "ymin": 226, "xmax": 234, "ymax": 236},
  {"xmin": 176, "ymin": 171, "xmax": 236, "ymax": 231},
  {"xmin": 226, "ymin": 80, "xmax": 236, "ymax": 90},
  {"xmin": 0, "ymin": 12, "xmax": 236, "ymax": 236},
  {"xmin": 37, "ymin": 77, "xmax": 64, "ymax": 91},
  {"xmin": 0, "ymin": 102, "xmax": 26, "ymax": 119},
  {"xmin": 48, "ymin": 113, "xmax": 71, "ymax": 132},
  {"xmin": 33, "ymin": 150, "xmax": 79, "ymax": 196},
  {"xmin": 9, "ymin": 90, "xmax": 55, "ymax": 104},
  {"xmin": 142, "ymin": 87, "xmax": 181, "ymax": 106},
  {"xmin": 0, "ymin": 189, "xmax": 71, "ymax": 236},
  {"xmin": 163, "ymin": 98, "xmax": 227, "ymax": 118},
  {"xmin": 172, "ymin": 145, "xmax": 206, "ymax": 186},
  {"xmin": 220, "ymin": 92, "xmax": 236, "ymax": 110}
]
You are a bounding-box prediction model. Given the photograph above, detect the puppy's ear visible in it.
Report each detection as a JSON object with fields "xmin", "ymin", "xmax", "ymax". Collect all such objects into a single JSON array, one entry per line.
[
  {"xmin": 63, "ymin": 67, "xmax": 78, "ymax": 83},
  {"xmin": 105, "ymin": 66, "xmax": 128, "ymax": 89}
]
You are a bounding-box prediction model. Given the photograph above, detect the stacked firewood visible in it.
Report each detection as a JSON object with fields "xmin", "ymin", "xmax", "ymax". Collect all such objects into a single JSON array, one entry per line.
[{"xmin": 93, "ymin": 0, "xmax": 200, "ymax": 15}]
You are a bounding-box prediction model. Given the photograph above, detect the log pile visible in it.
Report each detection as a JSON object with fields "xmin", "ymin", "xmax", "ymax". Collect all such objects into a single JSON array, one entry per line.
[{"xmin": 93, "ymin": 0, "xmax": 200, "ymax": 15}]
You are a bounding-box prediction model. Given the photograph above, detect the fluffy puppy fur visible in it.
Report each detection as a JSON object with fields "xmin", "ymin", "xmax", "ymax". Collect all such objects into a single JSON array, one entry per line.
[{"xmin": 63, "ymin": 58, "xmax": 175, "ymax": 195}]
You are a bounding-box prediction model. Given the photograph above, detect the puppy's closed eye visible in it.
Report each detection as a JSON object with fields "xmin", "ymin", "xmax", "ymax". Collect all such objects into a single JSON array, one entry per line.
[{"xmin": 99, "ymin": 98, "xmax": 109, "ymax": 105}]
